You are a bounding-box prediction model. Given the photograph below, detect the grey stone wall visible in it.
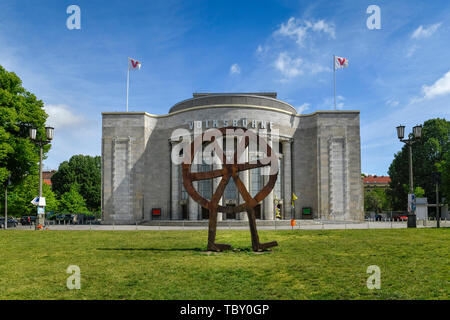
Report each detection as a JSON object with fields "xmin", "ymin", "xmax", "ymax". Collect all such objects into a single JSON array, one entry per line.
[{"xmin": 102, "ymin": 113, "xmax": 152, "ymax": 224}]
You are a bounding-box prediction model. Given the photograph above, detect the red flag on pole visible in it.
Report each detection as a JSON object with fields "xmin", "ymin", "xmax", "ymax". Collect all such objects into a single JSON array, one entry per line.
[{"xmin": 128, "ymin": 57, "xmax": 142, "ymax": 70}]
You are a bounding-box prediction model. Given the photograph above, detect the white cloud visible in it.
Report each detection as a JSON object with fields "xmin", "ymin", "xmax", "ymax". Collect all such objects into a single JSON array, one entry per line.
[
  {"xmin": 274, "ymin": 52, "xmax": 303, "ymax": 78},
  {"xmin": 297, "ymin": 103, "xmax": 310, "ymax": 113},
  {"xmin": 275, "ymin": 17, "xmax": 335, "ymax": 45},
  {"xmin": 44, "ymin": 104, "xmax": 84, "ymax": 129},
  {"xmin": 411, "ymin": 23, "xmax": 442, "ymax": 39},
  {"xmin": 308, "ymin": 63, "xmax": 331, "ymax": 74},
  {"xmin": 386, "ymin": 99, "xmax": 399, "ymax": 107},
  {"xmin": 310, "ymin": 20, "xmax": 336, "ymax": 38},
  {"xmin": 256, "ymin": 44, "xmax": 270, "ymax": 55},
  {"xmin": 335, "ymin": 95, "xmax": 345, "ymax": 110},
  {"xmin": 406, "ymin": 45, "xmax": 418, "ymax": 57},
  {"xmin": 230, "ymin": 63, "xmax": 241, "ymax": 75},
  {"xmin": 422, "ymin": 70, "xmax": 450, "ymax": 99},
  {"xmin": 320, "ymin": 95, "xmax": 345, "ymax": 110}
]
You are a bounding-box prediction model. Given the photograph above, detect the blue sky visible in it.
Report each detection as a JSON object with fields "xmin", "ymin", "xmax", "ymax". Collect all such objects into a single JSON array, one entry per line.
[{"xmin": 0, "ymin": 0, "xmax": 449, "ymax": 174}]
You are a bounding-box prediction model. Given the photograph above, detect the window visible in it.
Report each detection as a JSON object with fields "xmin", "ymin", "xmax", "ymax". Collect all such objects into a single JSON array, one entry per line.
[
  {"xmin": 274, "ymin": 159, "xmax": 282, "ymax": 200},
  {"xmin": 180, "ymin": 167, "xmax": 188, "ymax": 200},
  {"xmin": 198, "ymin": 162, "xmax": 212, "ymax": 200},
  {"xmin": 250, "ymin": 154, "xmax": 262, "ymax": 197},
  {"xmin": 224, "ymin": 179, "xmax": 237, "ymax": 200}
]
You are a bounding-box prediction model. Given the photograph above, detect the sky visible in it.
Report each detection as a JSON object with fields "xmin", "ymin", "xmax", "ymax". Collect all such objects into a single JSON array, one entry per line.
[{"xmin": 0, "ymin": 0, "xmax": 449, "ymax": 174}]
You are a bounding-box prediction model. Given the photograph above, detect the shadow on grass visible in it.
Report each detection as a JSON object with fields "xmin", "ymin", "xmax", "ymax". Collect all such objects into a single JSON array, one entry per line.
[
  {"xmin": 96, "ymin": 247, "xmax": 261, "ymax": 253},
  {"xmin": 97, "ymin": 247, "xmax": 204, "ymax": 252}
]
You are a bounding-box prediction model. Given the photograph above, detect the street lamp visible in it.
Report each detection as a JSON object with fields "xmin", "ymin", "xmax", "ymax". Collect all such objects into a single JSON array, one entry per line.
[
  {"xmin": 396, "ymin": 124, "xmax": 422, "ymax": 228},
  {"xmin": 29, "ymin": 126, "xmax": 54, "ymax": 228}
]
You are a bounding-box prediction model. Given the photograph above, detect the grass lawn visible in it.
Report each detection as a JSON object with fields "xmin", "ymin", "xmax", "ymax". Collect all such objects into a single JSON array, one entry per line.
[{"xmin": 0, "ymin": 228, "xmax": 448, "ymax": 300}]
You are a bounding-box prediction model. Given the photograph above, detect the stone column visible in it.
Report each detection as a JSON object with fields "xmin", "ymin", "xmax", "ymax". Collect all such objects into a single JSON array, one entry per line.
[
  {"xmin": 188, "ymin": 164, "xmax": 199, "ymax": 220},
  {"xmin": 213, "ymin": 158, "xmax": 223, "ymax": 221},
  {"xmin": 238, "ymin": 146, "xmax": 249, "ymax": 220},
  {"xmin": 170, "ymin": 142, "xmax": 181, "ymax": 220},
  {"xmin": 282, "ymin": 140, "xmax": 292, "ymax": 219},
  {"xmin": 263, "ymin": 138, "xmax": 274, "ymax": 220}
]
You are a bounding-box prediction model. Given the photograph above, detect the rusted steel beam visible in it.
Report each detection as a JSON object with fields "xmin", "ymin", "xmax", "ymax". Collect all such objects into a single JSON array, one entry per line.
[{"xmin": 181, "ymin": 126, "xmax": 279, "ymax": 252}]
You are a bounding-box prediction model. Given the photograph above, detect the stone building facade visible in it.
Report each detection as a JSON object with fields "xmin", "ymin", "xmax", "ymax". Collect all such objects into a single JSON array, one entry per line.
[{"xmin": 102, "ymin": 93, "xmax": 363, "ymax": 224}]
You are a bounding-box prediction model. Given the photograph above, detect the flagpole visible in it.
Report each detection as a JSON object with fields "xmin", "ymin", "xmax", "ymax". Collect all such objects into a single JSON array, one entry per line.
[
  {"xmin": 126, "ymin": 58, "xmax": 130, "ymax": 112},
  {"xmin": 333, "ymin": 55, "xmax": 336, "ymax": 111}
]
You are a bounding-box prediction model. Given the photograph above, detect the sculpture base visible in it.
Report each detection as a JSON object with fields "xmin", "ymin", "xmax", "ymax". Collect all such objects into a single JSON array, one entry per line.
[
  {"xmin": 407, "ymin": 214, "xmax": 417, "ymax": 228},
  {"xmin": 208, "ymin": 243, "xmax": 232, "ymax": 252}
]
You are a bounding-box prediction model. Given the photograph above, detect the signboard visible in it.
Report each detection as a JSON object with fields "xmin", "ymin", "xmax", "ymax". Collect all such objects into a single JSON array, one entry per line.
[
  {"xmin": 38, "ymin": 197, "xmax": 46, "ymax": 207},
  {"xmin": 31, "ymin": 197, "xmax": 46, "ymax": 206},
  {"xmin": 31, "ymin": 197, "xmax": 39, "ymax": 206},
  {"xmin": 37, "ymin": 206, "xmax": 45, "ymax": 215},
  {"xmin": 152, "ymin": 208, "xmax": 161, "ymax": 219},
  {"xmin": 408, "ymin": 193, "xmax": 416, "ymax": 213}
]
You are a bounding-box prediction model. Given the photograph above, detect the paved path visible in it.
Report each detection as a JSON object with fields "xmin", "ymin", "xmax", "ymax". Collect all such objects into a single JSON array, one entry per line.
[{"xmin": 11, "ymin": 220, "xmax": 449, "ymax": 231}]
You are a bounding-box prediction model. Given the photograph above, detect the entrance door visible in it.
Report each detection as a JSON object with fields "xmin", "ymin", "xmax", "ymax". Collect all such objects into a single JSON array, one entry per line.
[
  {"xmin": 224, "ymin": 179, "xmax": 238, "ymax": 219},
  {"xmin": 254, "ymin": 204, "xmax": 261, "ymax": 219},
  {"xmin": 181, "ymin": 204, "xmax": 188, "ymax": 220},
  {"xmin": 201, "ymin": 207, "xmax": 209, "ymax": 220},
  {"xmin": 226, "ymin": 204, "xmax": 236, "ymax": 219}
]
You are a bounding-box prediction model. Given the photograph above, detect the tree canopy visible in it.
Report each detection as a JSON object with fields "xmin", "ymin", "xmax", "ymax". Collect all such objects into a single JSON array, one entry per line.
[
  {"xmin": 0, "ymin": 65, "xmax": 49, "ymax": 186},
  {"xmin": 436, "ymin": 149, "xmax": 450, "ymax": 206},
  {"xmin": 51, "ymin": 155, "xmax": 101, "ymax": 211},
  {"xmin": 0, "ymin": 175, "xmax": 59, "ymax": 216},
  {"xmin": 388, "ymin": 118, "xmax": 450, "ymax": 210},
  {"xmin": 364, "ymin": 188, "xmax": 392, "ymax": 213},
  {"xmin": 58, "ymin": 184, "xmax": 88, "ymax": 214}
]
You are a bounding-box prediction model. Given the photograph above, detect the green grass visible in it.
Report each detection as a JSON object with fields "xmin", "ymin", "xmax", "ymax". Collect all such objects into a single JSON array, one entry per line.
[{"xmin": 0, "ymin": 229, "xmax": 448, "ymax": 299}]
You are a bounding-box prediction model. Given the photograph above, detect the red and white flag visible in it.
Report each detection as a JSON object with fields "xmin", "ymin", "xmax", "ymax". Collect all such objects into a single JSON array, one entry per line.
[
  {"xmin": 334, "ymin": 56, "xmax": 349, "ymax": 69},
  {"xmin": 128, "ymin": 57, "xmax": 142, "ymax": 70}
]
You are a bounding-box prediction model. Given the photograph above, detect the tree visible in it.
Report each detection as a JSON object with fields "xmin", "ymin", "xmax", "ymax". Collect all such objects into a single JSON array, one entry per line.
[
  {"xmin": 365, "ymin": 190, "xmax": 384, "ymax": 213},
  {"xmin": 59, "ymin": 184, "xmax": 88, "ymax": 214},
  {"xmin": 0, "ymin": 174, "xmax": 59, "ymax": 216},
  {"xmin": 436, "ymin": 150, "xmax": 450, "ymax": 205},
  {"xmin": 388, "ymin": 118, "xmax": 449, "ymax": 210},
  {"xmin": 51, "ymin": 155, "xmax": 101, "ymax": 211},
  {"xmin": 364, "ymin": 188, "xmax": 392, "ymax": 212},
  {"xmin": 0, "ymin": 65, "xmax": 49, "ymax": 186},
  {"xmin": 414, "ymin": 186, "xmax": 425, "ymax": 198}
]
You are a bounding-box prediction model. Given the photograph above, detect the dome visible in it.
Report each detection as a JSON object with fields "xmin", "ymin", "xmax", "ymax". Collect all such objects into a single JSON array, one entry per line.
[{"xmin": 168, "ymin": 93, "xmax": 297, "ymax": 114}]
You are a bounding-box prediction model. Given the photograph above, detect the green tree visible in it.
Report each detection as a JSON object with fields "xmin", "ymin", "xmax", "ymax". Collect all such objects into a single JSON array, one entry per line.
[
  {"xmin": 59, "ymin": 184, "xmax": 88, "ymax": 213},
  {"xmin": 51, "ymin": 155, "xmax": 101, "ymax": 211},
  {"xmin": 414, "ymin": 186, "xmax": 425, "ymax": 198},
  {"xmin": 436, "ymin": 150, "xmax": 450, "ymax": 205},
  {"xmin": 388, "ymin": 118, "xmax": 449, "ymax": 210},
  {"xmin": 0, "ymin": 65, "xmax": 49, "ymax": 186},
  {"xmin": 365, "ymin": 190, "xmax": 383, "ymax": 213},
  {"xmin": 0, "ymin": 175, "xmax": 59, "ymax": 217},
  {"xmin": 364, "ymin": 188, "xmax": 392, "ymax": 212}
]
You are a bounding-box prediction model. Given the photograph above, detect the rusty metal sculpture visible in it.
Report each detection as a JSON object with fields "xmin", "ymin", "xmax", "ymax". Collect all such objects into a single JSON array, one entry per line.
[{"xmin": 182, "ymin": 127, "xmax": 278, "ymax": 252}]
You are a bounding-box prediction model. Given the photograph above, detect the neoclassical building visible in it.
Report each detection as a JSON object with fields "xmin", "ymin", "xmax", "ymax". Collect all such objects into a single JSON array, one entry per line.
[{"xmin": 102, "ymin": 93, "xmax": 363, "ymax": 224}]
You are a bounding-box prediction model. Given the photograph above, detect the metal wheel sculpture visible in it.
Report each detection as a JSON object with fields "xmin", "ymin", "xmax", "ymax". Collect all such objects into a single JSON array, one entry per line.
[{"xmin": 182, "ymin": 127, "xmax": 279, "ymax": 252}]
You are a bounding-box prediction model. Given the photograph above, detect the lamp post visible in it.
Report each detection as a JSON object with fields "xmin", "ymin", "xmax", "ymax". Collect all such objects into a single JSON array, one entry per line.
[
  {"xmin": 396, "ymin": 124, "xmax": 422, "ymax": 228},
  {"xmin": 29, "ymin": 126, "xmax": 54, "ymax": 228},
  {"xmin": 432, "ymin": 172, "xmax": 441, "ymax": 228}
]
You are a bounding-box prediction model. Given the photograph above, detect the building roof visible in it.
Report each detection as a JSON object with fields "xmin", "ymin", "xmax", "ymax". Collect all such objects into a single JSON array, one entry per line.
[
  {"xmin": 43, "ymin": 170, "xmax": 56, "ymax": 186},
  {"xmin": 192, "ymin": 92, "xmax": 277, "ymax": 99},
  {"xmin": 168, "ymin": 92, "xmax": 297, "ymax": 114},
  {"xmin": 416, "ymin": 197, "xmax": 428, "ymax": 205},
  {"xmin": 363, "ymin": 175, "xmax": 391, "ymax": 184}
]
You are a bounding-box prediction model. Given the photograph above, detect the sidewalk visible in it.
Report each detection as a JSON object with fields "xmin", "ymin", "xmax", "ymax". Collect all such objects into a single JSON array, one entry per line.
[{"xmin": 13, "ymin": 220, "xmax": 449, "ymax": 231}]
